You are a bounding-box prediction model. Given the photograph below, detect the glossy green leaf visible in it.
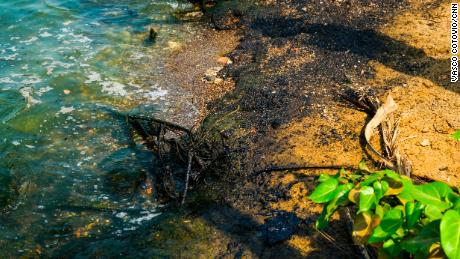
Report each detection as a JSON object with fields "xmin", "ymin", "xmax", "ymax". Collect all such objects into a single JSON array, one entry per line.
[
  {"xmin": 375, "ymin": 204, "xmax": 385, "ymax": 219},
  {"xmin": 448, "ymin": 193, "xmax": 460, "ymax": 212},
  {"xmin": 315, "ymin": 183, "xmax": 353, "ymax": 229},
  {"xmin": 425, "ymin": 205, "xmax": 444, "ymax": 221},
  {"xmin": 373, "ymin": 181, "xmax": 384, "ymax": 200},
  {"xmin": 309, "ymin": 178, "xmax": 339, "ymax": 203},
  {"xmin": 411, "ymin": 182, "xmax": 451, "ymax": 211},
  {"xmin": 405, "ymin": 201, "xmax": 423, "ymax": 228},
  {"xmin": 432, "ymin": 181, "xmax": 454, "ymax": 197},
  {"xmin": 358, "ymin": 186, "xmax": 376, "ymax": 213},
  {"xmin": 440, "ymin": 210, "xmax": 460, "ymax": 259},
  {"xmin": 360, "ymin": 173, "xmax": 382, "ymax": 187},
  {"xmin": 368, "ymin": 208, "xmax": 403, "ymax": 243},
  {"xmin": 401, "ymin": 220, "xmax": 440, "ymax": 255},
  {"xmin": 383, "ymin": 170, "xmax": 402, "ymax": 181},
  {"xmin": 318, "ymin": 173, "xmax": 333, "ymax": 182}
]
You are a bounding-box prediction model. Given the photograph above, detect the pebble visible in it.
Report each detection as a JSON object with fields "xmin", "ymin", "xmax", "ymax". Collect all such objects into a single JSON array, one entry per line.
[
  {"xmin": 420, "ymin": 139, "xmax": 430, "ymax": 147},
  {"xmin": 204, "ymin": 66, "xmax": 223, "ymax": 82},
  {"xmin": 63, "ymin": 89, "xmax": 71, "ymax": 94},
  {"xmin": 217, "ymin": 56, "xmax": 232, "ymax": 65}
]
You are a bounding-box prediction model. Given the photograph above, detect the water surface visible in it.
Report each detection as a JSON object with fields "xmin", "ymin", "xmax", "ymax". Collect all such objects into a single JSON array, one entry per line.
[{"xmin": 0, "ymin": 0, "xmax": 199, "ymax": 256}]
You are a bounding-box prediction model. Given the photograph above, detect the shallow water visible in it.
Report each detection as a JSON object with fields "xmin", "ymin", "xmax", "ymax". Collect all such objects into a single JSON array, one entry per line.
[{"xmin": 0, "ymin": 0, "xmax": 200, "ymax": 256}]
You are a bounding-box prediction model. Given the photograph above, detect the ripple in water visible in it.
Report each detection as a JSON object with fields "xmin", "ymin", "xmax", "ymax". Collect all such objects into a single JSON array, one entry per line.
[{"xmin": 0, "ymin": 0, "xmax": 200, "ymax": 256}]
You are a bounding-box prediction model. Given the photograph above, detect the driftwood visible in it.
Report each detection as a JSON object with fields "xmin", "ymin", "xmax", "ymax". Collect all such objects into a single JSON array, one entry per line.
[{"xmin": 126, "ymin": 112, "xmax": 227, "ymax": 205}]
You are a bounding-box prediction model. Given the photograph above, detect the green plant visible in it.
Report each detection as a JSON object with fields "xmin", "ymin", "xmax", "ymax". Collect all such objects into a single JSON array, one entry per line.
[
  {"xmin": 451, "ymin": 130, "xmax": 460, "ymax": 141},
  {"xmin": 308, "ymin": 166, "xmax": 460, "ymax": 258}
]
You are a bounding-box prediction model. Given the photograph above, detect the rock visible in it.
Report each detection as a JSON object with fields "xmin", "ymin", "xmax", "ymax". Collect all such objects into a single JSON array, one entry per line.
[
  {"xmin": 420, "ymin": 139, "xmax": 431, "ymax": 147},
  {"xmin": 217, "ymin": 56, "xmax": 232, "ymax": 65},
  {"xmin": 260, "ymin": 211, "xmax": 301, "ymax": 245},
  {"xmin": 204, "ymin": 66, "xmax": 223, "ymax": 82},
  {"xmin": 63, "ymin": 89, "xmax": 71, "ymax": 94}
]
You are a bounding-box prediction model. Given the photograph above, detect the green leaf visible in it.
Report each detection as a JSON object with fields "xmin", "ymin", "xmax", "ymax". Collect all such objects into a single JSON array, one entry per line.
[
  {"xmin": 383, "ymin": 239, "xmax": 402, "ymax": 257},
  {"xmin": 368, "ymin": 208, "xmax": 404, "ymax": 243},
  {"xmin": 318, "ymin": 173, "xmax": 334, "ymax": 182},
  {"xmin": 411, "ymin": 182, "xmax": 451, "ymax": 211},
  {"xmin": 425, "ymin": 205, "xmax": 444, "ymax": 221},
  {"xmin": 373, "ymin": 181, "xmax": 384, "ymax": 201},
  {"xmin": 309, "ymin": 178, "xmax": 339, "ymax": 203},
  {"xmin": 401, "ymin": 220, "xmax": 440, "ymax": 255},
  {"xmin": 353, "ymin": 211, "xmax": 374, "ymax": 244},
  {"xmin": 375, "ymin": 204, "xmax": 385, "ymax": 219},
  {"xmin": 430, "ymin": 181, "xmax": 454, "ymax": 198},
  {"xmin": 315, "ymin": 183, "xmax": 353, "ymax": 229},
  {"xmin": 384, "ymin": 169, "xmax": 402, "ymax": 180},
  {"xmin": 359, "ymin": 186, "xmax": 376, "ymax": 213},
  {"xmin": 448, "ymin": 192, "xmax": 460, "ymax": 211},
  {"xmin": 405, "ymin": 201, "xmax": 423, "ymax": 228},
  {"xmin": 383, "ymin": 176, "xmax": 404, "ymax": 196},
  {"xmin": 441, "ymin": 210, "xmax": 460, "ymax": 259},
  {"xmin": 360, "ymin": 173, "xmax": 382, "ymax": 187},
  {"xmin": 451, "ymin": 130, "xmax": 460, "ymax": 141}
]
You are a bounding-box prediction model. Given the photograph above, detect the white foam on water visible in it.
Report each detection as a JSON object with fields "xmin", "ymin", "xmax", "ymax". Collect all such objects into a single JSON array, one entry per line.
[
  {"xmin": 128, "ymin": 212, "xmax": 162, "ymax": 225},
  {"xmin": 115, "ymin": 212, "xmax": 128, "ymax": 218},
  {"xmin": 101, "ymin": 81, "xmax": 127, "ymax": 96},
  {"xmin": 39, "ymin": 31, "xmax": 53, "ymax": 38},
  {"xmin": 21, "ymin": 75, "xmax": 42, "ymax": 85},
  {"xmin": 0, "ymin": 77, "xmax": 15, "ymax": 84},
  {"xmin": 85, "ymin": 71, "xmax": 102, "ymax": 84},
  {"xmin": 19, "ymin": 87, "xmax": 41, "ymax": 106},
  {"xmin": 36, "ymin": 86, "xmax": 52, "ymax": 96},
  {"xmin": 20, "ymin": 36, "xmax": 38, "ymax": 44},
  {"xmin": 1, "ymin": 53, "xmax": 18, "ymax": 60},
  {"xmin": 57, "ymin": 106, "xmax": 75, "ymax": 115}
]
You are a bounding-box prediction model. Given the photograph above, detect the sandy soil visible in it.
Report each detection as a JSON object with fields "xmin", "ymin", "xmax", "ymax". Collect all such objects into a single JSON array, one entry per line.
[
  {"xmin": 193, "ymin": 0, "xmax": 459, "ymax": 257},
  {"xmin": 66, "ymin": 0, "xmax": 459, "ymax": 257}
]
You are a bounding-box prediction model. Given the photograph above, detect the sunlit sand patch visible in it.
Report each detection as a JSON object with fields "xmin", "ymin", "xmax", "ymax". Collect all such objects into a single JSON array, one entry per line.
[{"xmin": 366, "ymin": 1, "xmax": 460, "ymax": 185}]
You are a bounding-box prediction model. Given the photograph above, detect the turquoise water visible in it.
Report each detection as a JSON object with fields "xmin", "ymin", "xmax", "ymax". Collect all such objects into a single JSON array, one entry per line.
[{"xmin": 0, "ymin": 0, "xmax": 199, "ymax": 256}]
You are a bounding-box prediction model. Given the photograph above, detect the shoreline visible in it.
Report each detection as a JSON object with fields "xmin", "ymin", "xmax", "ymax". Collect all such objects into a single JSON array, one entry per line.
[
  {"xmin": 157, "ymin": 0, "xmax": 459, "ymax": 257},
  {"xmin": 20, "ymin": 0, "xmax": 459, "ymax": 257}
]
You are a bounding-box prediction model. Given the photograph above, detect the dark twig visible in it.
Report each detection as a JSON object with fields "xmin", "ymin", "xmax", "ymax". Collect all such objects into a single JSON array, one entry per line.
[
  {"xmin": 127, "ymin": 114, "xmax": 192, "ymax": 135},
  {"xmin": 251, "ymin": 164, "xmax": 358, "ymax": 179},
  {"xmin": 181, "ymin": 151, "xmax": 193, "ymax": 205}
]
